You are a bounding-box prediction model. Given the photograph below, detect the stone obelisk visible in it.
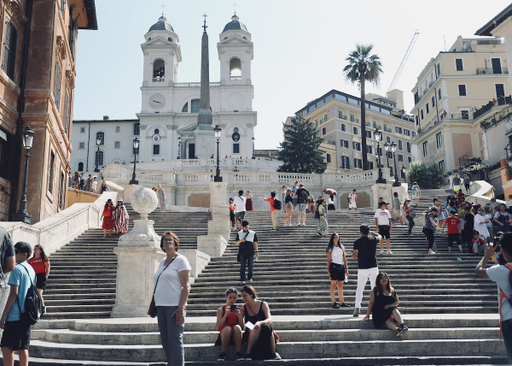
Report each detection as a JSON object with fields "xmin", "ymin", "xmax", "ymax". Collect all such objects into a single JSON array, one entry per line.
[{"xmin": 195, "ymin": 15, "xmax": 215, "ymax": 158}]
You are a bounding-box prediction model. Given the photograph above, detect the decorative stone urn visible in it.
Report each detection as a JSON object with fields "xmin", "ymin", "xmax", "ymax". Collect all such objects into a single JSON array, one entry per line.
[{"xmin": 111, "ymin": 187, "xmax": 164, "ymax": 318}]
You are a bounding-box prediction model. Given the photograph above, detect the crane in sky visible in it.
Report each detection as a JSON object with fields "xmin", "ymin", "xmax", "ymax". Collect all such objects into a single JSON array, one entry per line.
[{"xmin": 387, "ymin": 30, "xmax": 420, "ymax": 92}]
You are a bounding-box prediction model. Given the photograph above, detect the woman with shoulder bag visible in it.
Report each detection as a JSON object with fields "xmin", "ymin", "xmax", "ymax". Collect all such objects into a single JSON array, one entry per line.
[
  {"xmin": 240, "ymin": 285, "xmax": 281, "ymax": 361},
  {"xmin": 493, "ymin": 204, "xmax": 511, "ymax": 234},
  {"xmin": 315, "ymin": 199, "xmax": 328, "ymax": 237},
  {"xmin": 326, "ymin": 233, "xmax": 349, "ymax": 308},
  {"xmin": 422, "ymin": 207, "xmax": 438, "ymax": 255},
  {"xmin": 215, "ymin": 288, "xmax": 244, "ymax": 361},
  {"xmin": 403, "ymin": 199, "xmax": 415, "ymax": 235},
  {"xmin": 150, "ymin": 231, "xmax": 191, "ymax": 366}
]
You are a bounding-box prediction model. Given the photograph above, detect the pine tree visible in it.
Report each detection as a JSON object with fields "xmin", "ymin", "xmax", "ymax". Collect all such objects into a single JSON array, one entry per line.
[{"xmin": 277, "ymin": 115, "xmax": 327, "ymax": 174}]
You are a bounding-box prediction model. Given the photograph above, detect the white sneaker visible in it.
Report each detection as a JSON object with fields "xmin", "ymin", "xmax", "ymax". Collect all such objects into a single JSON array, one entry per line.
[
  {"xmin": 380, "ymin": 249, "xmax": 384, "ymax": 254},
  {"xmin": 387, "ymin": 250, "xmax": 393, "ymax": 255},
  {"xmin": 296, "ymin": 223, "xmax": 301, "ymax": 226},
  {"xmin": 302, "ymin": 223, "xmax": 306, "ymax": 226}
]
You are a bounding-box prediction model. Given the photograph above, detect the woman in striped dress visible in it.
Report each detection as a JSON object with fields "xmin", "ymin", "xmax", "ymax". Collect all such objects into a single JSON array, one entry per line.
[{"xmin": 114, "ymin": 198, "xmax": 130, "ymax": 234}]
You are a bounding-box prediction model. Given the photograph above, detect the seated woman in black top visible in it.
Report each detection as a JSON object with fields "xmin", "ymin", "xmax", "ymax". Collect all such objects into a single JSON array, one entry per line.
[
  {"xmin": 240, "ymin": 285, "xmax": 281, "ymax": 360},
  {"xmin": 363, "ymin": 272, "xmax": 409, "ymax": 337}
]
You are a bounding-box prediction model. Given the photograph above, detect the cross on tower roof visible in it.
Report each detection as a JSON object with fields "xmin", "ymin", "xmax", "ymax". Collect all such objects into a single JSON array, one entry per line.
[
  {"xmin": 233, "ymin": 2, "xmax": 237, "ymax": 15},
  {"xmin": 202, "ymin": 13, "xmax": 207, "ymax": 32},
  {"xmin": 161, "ymin": 3, "xmax": 165, "ymax": 16}
]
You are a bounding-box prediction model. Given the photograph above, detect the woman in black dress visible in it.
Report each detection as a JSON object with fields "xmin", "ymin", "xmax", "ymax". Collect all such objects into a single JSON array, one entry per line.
[
  {"xmin": 363, "ymin": 272, "xmax": 408, "ymax": 337},
  {"xmin": 240, "ymin": 285, "xmax": 280, "ymax": 361}
]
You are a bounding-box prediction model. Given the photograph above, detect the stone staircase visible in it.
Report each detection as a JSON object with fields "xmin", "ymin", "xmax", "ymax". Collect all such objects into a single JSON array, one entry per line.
[{"xmin": 23, "ymin": 188, "xmax": 509, "ymax": 365}]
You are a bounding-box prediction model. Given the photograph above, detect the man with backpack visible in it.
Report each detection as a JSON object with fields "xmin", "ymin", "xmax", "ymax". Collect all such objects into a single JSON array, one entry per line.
[
  {"xmin": 0, "ymin": 241, "xmax": 36, "ymax": 366},
  {"xmin": 264, "ymin": 191, "xmax": 280, "ymax": 230},
  {"xmin": 295, "ymin": 184, "xmax": 309, "ymax": 226},
  {"xmin": 475, "ymin": 232, "xmax": 512, "ymax": 362}
]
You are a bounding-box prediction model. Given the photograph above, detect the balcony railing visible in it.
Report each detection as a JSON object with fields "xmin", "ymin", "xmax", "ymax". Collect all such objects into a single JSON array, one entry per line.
[{"xmin": 476, "ymin": 67, "xmax": 509, "ymax": 75}]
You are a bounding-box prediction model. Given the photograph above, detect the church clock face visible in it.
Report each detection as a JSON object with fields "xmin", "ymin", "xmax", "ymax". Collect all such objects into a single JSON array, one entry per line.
[{"xmin": 149, "ymin": 94, "xmax": 166, "ymax": 109}]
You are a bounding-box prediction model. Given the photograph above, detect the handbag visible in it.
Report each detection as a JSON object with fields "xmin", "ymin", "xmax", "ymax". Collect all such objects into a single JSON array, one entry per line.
[
  {"xmin": 148, "ymin": 257, "xmax": 176, "ymax": 318},
  {"xmin": 409, "ymin": 209, "xmax": 416, "ymax": 218}
]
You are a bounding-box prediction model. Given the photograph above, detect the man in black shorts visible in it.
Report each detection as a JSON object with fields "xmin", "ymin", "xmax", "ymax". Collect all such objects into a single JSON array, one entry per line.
[
  {"xmin": 0, "ymin": 241, "xmax": 36, "ymax": 366},
  {"xmin": 374, "ymin": 201, "xmax": 393, "ymax": 254}
]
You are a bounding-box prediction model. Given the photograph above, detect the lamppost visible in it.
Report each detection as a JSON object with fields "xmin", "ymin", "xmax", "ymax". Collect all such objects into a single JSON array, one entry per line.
[
  {"xmin": 177, "ymin": 137, "xmax": 181, "ymax": 159},
  {"xmin": 384, "ymin": 142, "xmax": 390, "ymax": 177},
  {"xmin": 14, "ymin": 126, "xmax": 35, "ymax": 224},
  {"xmin": 94, "ymin": 137, "xmax": 101, "ymax": 173},
  {"xmin": 402, "ymin": 165, "xmax": 408, "ymax": 185},
  {"xmin": 251, "ymin": 137, "xmax": 255, "ymax": 159},
  {"xmin": 374, "ymin": 128, "xmax": 386, "ymax": 183},
  {"xmin": 391, "ymin": 141, "xmax": 400, "ymax": 187},
  {"xmin": 214, "ymin": 125, "xmax": 222, "ymax": 182},
  {"xmin": 129, "ymin": 137, "xmax": 139, "ymax": 185}
]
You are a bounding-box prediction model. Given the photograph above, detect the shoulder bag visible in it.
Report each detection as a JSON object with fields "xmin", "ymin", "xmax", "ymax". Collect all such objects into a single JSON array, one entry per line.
[{"xmin": 148, "ymin": 257, "xmax": 176, "ymax": 318}]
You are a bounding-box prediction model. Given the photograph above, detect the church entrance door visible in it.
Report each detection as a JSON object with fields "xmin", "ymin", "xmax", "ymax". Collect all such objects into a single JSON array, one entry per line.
[{"xmin": 188, "ymin": 143, "xmax": 195, "ymax": 159}]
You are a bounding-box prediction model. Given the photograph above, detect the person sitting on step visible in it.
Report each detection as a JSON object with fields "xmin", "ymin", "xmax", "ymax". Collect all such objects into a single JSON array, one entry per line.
[
  {"xmin": 215, "ymin": 288, "xmax": 244, "ymax": 362},
  {"xmin": 240, "ymin": 285, "xmax": 281, "ymax": 361},
  {"xmin": 363, "ymin": 272, "xmax": 409, "ymax": 338}
]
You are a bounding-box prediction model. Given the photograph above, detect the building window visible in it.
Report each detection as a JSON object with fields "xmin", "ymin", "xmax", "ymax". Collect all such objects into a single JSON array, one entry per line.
[
  {"xmin": 455, "ymin": 58, "xmax": 464, "ymax": 71},
  {"xmin": 191, "ymin": 99, "xmax": 200, "ymax": 113},
  {"xmin": 395, "ymin": 126, "xmax": 402, "ymax": 134},
  {"xmin": 48, "ymin": 151, "xmax": 55, "ymax": 193},
  {"xmin": 431, "ymin": 96, "xmax": 435, "ymax": 107},
  {"xmin": 386, "ymin": 136, "xmax": 391, "ymax": 143},
  {"xmin": 406, "ymin": 142, "xmax": 411, "ymax": 153},
  {"xmin": 78, "ymin": 162, "xmax": 84, "ymax": 171},
  {"xmin": 492, "ymin": 58, "xmax": 502, "ymax": 74},
  {"xmin": 367, "ymin": 161, "xmax": 374, "ymax": 169},
  {"xmin": 340, "ymin": 156, "xmax": 350, "ymax": 169},
  {"xmin": 438, "ymin": 88, "xmax": 442, "ymax": 100},
  {"xmin": 79, "ymin": 142, "xmax": 85, "ymax": 149},
  {"xmin": 366, "ymin": 131, "xmax": 372, "ymax": 138},
  {"xmin": 354, "ymin": 158, "xmax": 362, "ymax": 169},
  {"xmin": 436, "ymin": 63, "xmax": 441, "ymax": 76},
  {"xmin": 421, "ymin": 109, "xmax": 424, "ymax": 119},
  {"xmin": 458, "ymin": 84, "xmax": 467, "ymax": 96},
  {"xmin": 323, "ymin": 114, "xmax": 327, "ymax": 122},
  {"xmin": 496, "ymin": 84, "xmax": 505, "ymax": 99},
  {"xmin": 326, "ymin": 153, "xmax": 331, "ymax": 163},
  {"xmin": 422, "ymin": 141, "xmax": 428, "ymax": 157},
  {"xmin": 404, "ymin": 129, "xmax": 410, "ymax": 136},
  {"xmin": 59, "ymin": 171, "xmax": 65, "ymax": 209},
  {"xmin": 461, "ymin": 109, "xmax": 469, "ymax": 119},
  {"xmin": 340, "ymin": 139, "xmax": 349, "ymax": 148},
  {"xmin": 353, "ymin": 141, "xmax": 361, "ymax": 151},
  {"xmin": 408, "ymin": 156, "xmax": 412, "ymax": 163},
  {"xmin": 153, "ymin": 144, "xmax": 160, "ymax": 155},
  {"xmin": 398, "ymin": 154, "xmax": 404, "ymax": 162},
  {"xmin": 353, "ymin": 126, "xmax": 358, "ymax": 135},
  {"xmin": 322, "ymin": 127, "xmax": 326, "ymax": 135},
  {"xmin": 2, "ymin": 20, "xmax": 17, "ymax": 81},
  {"xmin": 426, "ymin": 103, "xmax": 429, "ymax": 114},
  {"xmin": 134, "ymin": 123, "xmax": 140, "ymax": 135},
  {"xmin": 341, "ymin": 123, "xmax": 346, "ymax": 132},
  {"xmin": 80, "ymin": 127, "xmax": 85, "ymax": 133},
  {"xmin": 115, "ymin": 126, "xmax": 120, "ymax": 133},
  {"xmin": 350, "ymin": 114, "xmax": 355, "ymax": 122},
  {"xmin": 315, "ymin": 119, "xmax": 318, "ymax": 127},
  {"xmin": 338, "ymin": 110, "xmax": 343, "ymax": 119},
  {"xmin": 96, "ymin": 132, "xmax": 104, "ymax": 145},
  {"xmin": 64, "ymin": 91, "xmax": 70, "ymax": 134},
  {"xmin": 412, "ymin": 131, "xmax": 416, "ymax": 137},
  {"xmin": 398, "ymin": 140, "xmax": 402, "ymax": 150},
  {"xmin": 61, "ymin": 0, "xmax": 65, "ymax": 19},
  {"xmin": 436, "ymin": 132, "xmax": 442, "ymax": 148},
  {"xmin": 95, "ymin": 150, "xmax": 103, "ymax": 166},
  {"xmin": 115, "ymin": 141, "xmax": 120, "ymax": 149},
  {"xmin": 439, "ymin": 160, "xmax": 445, "ymax": 173},
  {"xmin": 366, "ymin": 145, "xmax": 372, "ymax": 154},
  {"xmin": 181, "ymin": 102, "xmax": 188, "ymax": 112},
  {"xmin": 233, "ymin": 143, "xmax": 240, "ymax": 154},
  {"xmin": 54, "ymin": 60, "xmax": 61, "ymax": 111}
]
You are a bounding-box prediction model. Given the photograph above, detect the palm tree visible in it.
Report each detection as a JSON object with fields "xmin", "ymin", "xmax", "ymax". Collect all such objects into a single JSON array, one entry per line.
[{"xmin": 343, "ymin": 44, "xmax": 383, "ymax": 170}]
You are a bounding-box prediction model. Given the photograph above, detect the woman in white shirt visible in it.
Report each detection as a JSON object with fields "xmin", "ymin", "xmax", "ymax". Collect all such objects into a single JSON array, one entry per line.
[
  {"xmin": 326, "ymin": 233, "xmax": 349, "ymax": 308},
  {"xmin": 153, "ymin": 231, "xmax": 191, "ymax": 366},
  {"xmin": 327, "ymin": 195, "xmax": 336, "ymax": 211},
  {"xmin": 474, "ymin": 206, "xmax": 490, "ymax": 241}
]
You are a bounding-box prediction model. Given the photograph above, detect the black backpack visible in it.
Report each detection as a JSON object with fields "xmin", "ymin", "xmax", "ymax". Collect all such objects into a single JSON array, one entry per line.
[
  {"xmin": 273, "ymin": 198, "xmax": 282, "ymax": 210},
  {"xmin": 17, "ymin": 265, "xmax": 43, "ymax": 325},
  {"xmin": 299, "ymin": 189, "xmax": 309, "ymax": 203}
]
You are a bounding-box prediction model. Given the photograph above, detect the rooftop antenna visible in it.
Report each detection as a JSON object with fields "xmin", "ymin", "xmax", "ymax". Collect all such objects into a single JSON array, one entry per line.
[
  {"xmin": 202, "ymin": 13, "xmax": 208, "ymax": 32},
  {"xmin": 161, "ymin": 3, "xmax": 165, "ymax": 16},
  {"xmin": 233, "ymin": 2, "xmax": 238, "ymax": 15},
  {"xmin": 443, "ymin": 35, "xmax": 447, "ymax": 52}
]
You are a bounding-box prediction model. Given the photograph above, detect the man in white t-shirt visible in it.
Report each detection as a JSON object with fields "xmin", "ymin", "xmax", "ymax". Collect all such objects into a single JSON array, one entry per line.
[
  {"xmin": 91, "ymin": 176, "xmax": 98, "ymax": 193},
  {"xmin": 374, "ymin": 202, "xmax": 393, "ymax": 254},
  {"xmin": 234, "ymin": 190, "xmax": 246, "ymax": 230},
  {"xmin": 348, "ymin": 189, "xmax": 357, "ymax": 211},
  {"xmin": 475, "ymin": 232, "xmax": 512, "ymax": 362}
]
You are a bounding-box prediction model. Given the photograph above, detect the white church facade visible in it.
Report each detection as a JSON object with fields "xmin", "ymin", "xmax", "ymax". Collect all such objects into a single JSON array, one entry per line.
[{"xmin": 71, "ymin": 14, "xmax": 257, "ymax": 172}]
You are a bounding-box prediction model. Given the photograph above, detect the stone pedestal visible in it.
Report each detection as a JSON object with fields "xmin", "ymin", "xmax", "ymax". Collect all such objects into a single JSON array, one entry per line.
[
  {"xmin": 208, "ymin": 182, "xmax": 230, "ymax": 241},
  {"xmin": 197, "ymin": 234, "xmax": 228, "ymax": 257},
  {"xmin": 391, "ymin": 185, "xmax": 408, "ymax": 204},
  {"xmin": 112, "ymin": 187, "xmax": 161, "ymax": 318},
  {"xmin": 195, "ymin": 129, "xmax": 215, "ymax": 159},
  {"xmin": 372, "ymin": 183, "xmax": 392, "ymax": 211}
]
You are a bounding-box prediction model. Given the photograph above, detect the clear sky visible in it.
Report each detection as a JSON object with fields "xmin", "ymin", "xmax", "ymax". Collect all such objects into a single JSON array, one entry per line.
[{"xmin": 73, "ymin": 0, "xmax": 508, "ymax": 149}]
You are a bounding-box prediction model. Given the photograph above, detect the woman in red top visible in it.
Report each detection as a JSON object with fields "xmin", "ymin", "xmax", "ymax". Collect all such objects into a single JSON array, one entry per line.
[
  {"xmin": 229, "ymin": 198, "xmax": 236, "ymax": 230},
  {"xmin": 101, "ymin": 199, "xmax": 115, "ymax": 237},
  {"xmin": 215, "ymin": 288, "xmax": 244, "ymax": 361},
  {"xmin": 28, "ymin": 244, "xmax": 50, "ymax": 314}
]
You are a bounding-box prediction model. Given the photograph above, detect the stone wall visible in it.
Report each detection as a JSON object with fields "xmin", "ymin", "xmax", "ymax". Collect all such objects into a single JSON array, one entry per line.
[{"xmin": 188, "ymin": 193, "xmax": 210, "ymax": 208}]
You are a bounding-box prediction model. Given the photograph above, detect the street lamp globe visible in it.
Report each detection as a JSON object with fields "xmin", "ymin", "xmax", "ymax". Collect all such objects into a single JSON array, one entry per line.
[
  {"xmin": 384, "ymin": 142, "xmax": 390, "ymax": 151},
  {"xmin": 390, "ymin": 141, "xmax": 397, "ymax": 153},
  {"xmin": 133, "ymin": 137, "xmax": 139, "ymax": 149},
  {"xmin": 214, "ymin": 125, "xmax": 222, "ymax": 139},
  {"xmin": 22, "ymin": 126, "xmax": 35, "ymax": 150},
  {"xmin": 96, "ymin": 137, "xmax": 102, "ymax": 146},
  {"xmin": 374, "ymin": 128, "xmax": 382, "ymax": 142}
]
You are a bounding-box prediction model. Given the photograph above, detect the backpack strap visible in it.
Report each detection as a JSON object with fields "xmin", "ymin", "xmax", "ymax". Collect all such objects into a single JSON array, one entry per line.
[
  {"xmin": 498, "ymin": 263, "xmax": 512, "ymax": 338},
  {"xmin": 16, "ymin": 264, "xmax": 35, "ymax": 315}
]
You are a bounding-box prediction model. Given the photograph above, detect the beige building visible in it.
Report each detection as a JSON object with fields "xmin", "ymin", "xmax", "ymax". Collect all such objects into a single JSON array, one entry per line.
[
  {"xmin": 410, "ymin": 36, "xmax": 508, "ymax": 172},
  {"xmin": 286, "ymin": 89, "xmax": 415, "ymax": 176}
]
